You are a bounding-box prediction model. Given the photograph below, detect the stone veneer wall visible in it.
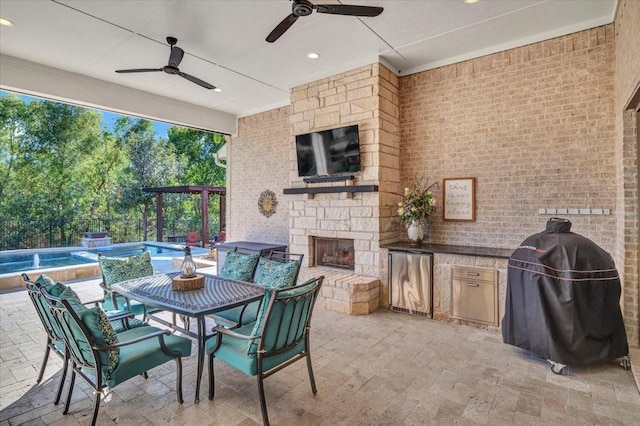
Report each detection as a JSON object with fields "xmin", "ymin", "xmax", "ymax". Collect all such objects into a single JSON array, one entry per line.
[
  {"xmin": 227, "ymin": 106, "xmax": 291, "ymax": 245},
  {"xmin": 614, "ymin": 0, "xmax": 640, "ymax": 346},
  {"xmin": 399, "ymin": 25, "xmax": 617, "ymax": 254},
  {"xmin": 287, "ymin": 63, "xmax": 400, "ymax": 280}
]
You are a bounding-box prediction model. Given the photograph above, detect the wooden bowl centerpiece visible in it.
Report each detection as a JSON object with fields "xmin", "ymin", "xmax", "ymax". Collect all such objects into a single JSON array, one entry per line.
[{"xmin": 172, "ymin": 274, "xmax": 204, "ymax": 291}]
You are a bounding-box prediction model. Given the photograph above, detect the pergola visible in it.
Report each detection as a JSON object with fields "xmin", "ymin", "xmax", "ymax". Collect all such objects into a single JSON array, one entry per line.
[{"xmin": 143, "ymin": 185, "xmax": 226, "ymax": 246}]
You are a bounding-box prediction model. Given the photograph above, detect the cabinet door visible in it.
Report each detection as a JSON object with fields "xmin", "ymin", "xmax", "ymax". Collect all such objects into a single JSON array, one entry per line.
[{"xmin": 451, "ymin": 278, "xmax": 498, "ymax": 325}]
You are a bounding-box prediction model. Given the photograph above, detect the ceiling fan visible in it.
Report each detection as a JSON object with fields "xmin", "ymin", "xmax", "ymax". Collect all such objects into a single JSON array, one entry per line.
[
  {"xmin": 115, "ymin": 37, "xmax": 217, "ymax": 90},
  {"xmin": 266, "ymin": 0, "xmax": 383, "ymax": 43}
]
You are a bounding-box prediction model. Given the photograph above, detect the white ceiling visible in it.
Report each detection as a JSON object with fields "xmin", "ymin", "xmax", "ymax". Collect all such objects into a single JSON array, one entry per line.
[{"xmin": 0, "ymin": 0, "xmax": 617, "ymax": 132}]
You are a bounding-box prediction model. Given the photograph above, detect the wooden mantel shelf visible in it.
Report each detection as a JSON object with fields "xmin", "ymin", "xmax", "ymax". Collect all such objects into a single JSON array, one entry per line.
[{"xmin": 283, "ymin": 185, "xmax": 378, "ymax": 195}]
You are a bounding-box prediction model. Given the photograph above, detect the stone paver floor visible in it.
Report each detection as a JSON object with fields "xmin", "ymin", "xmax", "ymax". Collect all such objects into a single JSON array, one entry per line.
[{"xmin": 1, "ymin": 277, "xmax": 639, "ymax": 425}]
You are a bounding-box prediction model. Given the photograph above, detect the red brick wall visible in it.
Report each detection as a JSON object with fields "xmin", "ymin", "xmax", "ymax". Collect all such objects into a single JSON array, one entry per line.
[{"xmin": 399, "ymin": 25, "xmax": 617, "ymax": 253}]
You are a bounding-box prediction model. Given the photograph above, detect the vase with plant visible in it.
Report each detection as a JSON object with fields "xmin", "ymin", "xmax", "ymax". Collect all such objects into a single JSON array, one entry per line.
[{"xmin": 397, "ymin": 177, "xmax": 438, "ymax": 246}]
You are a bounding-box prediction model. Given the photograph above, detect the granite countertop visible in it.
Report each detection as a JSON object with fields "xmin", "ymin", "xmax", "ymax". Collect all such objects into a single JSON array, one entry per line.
[{"xmin": 380, "ymin": 242, "xmax": 514, "ymax": 259}]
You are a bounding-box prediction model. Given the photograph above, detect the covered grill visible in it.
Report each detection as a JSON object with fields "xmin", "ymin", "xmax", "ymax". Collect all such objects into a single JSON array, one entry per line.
[{"xmin": 502, "ymin": 218, "xmax": 629, "ymax": 373}]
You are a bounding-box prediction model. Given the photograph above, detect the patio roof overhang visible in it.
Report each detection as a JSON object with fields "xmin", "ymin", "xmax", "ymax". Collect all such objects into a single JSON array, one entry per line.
[{"xmin": 143, "ymin": 185, "xmax": 226, "ymax": 246}]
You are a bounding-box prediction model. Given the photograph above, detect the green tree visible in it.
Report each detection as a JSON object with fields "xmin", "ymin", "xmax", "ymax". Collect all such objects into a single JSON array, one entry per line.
[
  {"xmin": 0, "ymin": 95, "xmax": 29, "ymax": 203},
  {"xmin": 0, "ymin": 96, "xmax": 103, "ymax": 245},
  {"xmin": 167, "ymin": 127, "xmax": 226, "ymax": 234},
  {"xmin": 114, "ymin": 117, "xmax": 180, "ymax": 241}
]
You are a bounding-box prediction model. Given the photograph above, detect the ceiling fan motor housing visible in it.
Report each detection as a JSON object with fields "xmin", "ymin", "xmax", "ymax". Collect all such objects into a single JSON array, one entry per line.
[{"xmin": 293, "ymin": 0, "xmax": 313, "ymax": 16}]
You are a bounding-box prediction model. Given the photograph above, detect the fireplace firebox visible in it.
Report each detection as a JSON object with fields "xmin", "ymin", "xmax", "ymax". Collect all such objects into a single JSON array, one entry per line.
[{"xmin": 314, "ymin": 237, "xmax": 354, "ymax": 270}]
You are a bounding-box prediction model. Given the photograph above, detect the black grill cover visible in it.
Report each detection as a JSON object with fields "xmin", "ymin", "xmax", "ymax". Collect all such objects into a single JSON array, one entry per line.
[{"xmin": 502, "ymin": 218, "xmax": 628, "ymax": 366}]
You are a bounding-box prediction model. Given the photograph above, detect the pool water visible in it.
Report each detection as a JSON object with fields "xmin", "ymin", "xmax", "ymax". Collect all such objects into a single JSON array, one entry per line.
[
  {"xmin": 0, "ymin": 252, "xmax": 93, "ymax": 275},
  {"xmin": 0, "ymin": 243, "xmax": 207, "ymax": 275}
]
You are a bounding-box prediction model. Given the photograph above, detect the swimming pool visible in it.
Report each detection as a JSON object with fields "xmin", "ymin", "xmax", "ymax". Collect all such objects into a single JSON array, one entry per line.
[{"xmin": 0, "ymin": 242, "xmax": 209, "ymax": 275}]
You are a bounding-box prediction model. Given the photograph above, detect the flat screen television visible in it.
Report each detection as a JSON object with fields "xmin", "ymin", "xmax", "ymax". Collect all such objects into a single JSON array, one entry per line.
[{"xmin": 295, "ymin": 124, "xmax": 360, "ymax": 177}]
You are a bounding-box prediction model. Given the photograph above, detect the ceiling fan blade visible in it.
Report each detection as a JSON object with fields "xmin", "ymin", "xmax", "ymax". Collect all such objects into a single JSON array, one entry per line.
[
  {"xmin": 168, "ymin": 46, "xmax": 184, "ymax": 68},
  {"xmin": 266, "ymin": 13, "xmax": 299, "ymax": 43},
  {"xmin": 115, "ymin": 68, "xmax": 163, "ymax": 73},
  {"xmin": 315, "ymin": 4, "xmax": 383, "ymax": 17},
  {"xmin": 178, "ymin": 71, "xmax": 216, "ymax": 90}
]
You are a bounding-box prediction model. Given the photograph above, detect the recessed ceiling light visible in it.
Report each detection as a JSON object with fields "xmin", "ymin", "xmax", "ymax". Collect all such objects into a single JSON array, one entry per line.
[
  {"xmin": 213, "ymin": 87, "xmax": 222, "ymax": 93},
  {"xmin": 307, "ymin": 52, "xmax": 320, "ymax": 59},
  {"xmin": 464, "ymin": 0, "xmax": 479, "ymax": 3},
  {"xmin": 0, "ymin": 18, "xmax": 15, "ymax": 27}
]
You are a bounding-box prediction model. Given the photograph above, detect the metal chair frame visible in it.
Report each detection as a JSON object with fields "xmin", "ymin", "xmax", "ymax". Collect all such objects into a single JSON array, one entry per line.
[
  {"xmin": 41, "ymin": 290, "xmax": 186, "ymax": 426},
  {"xmin": 207, "ymin": 276, "xmax": 323, "ymax": 426}
]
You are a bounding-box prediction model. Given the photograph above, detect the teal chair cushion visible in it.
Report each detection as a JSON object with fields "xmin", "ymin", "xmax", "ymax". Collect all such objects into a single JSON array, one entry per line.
[
  {"xmin": 252, "ymin": 257, "xmax": 299, "ymax": 288},
  {"xmin": 36, "ymin": 274, "xmax": 67, "ymax": 297},
  {"xmin": 74, "ymin": 306, "xmax": 120, "ymax": 378},
  {"xmin": 101, "ymin": 326, "xmax": 192, "ymax": 388},
  {"xmin": 248, "ymin": 289, "xmax": 274, "ymax": 355},
  {"xmin": 99, "ymin": 251, "xmax": 153, "ymax": 286},
  {"xmin": 219, "ymin": 252, "xmax": 259, "ymax": 282},
  {"xmin": 248, "ymin": 279, "xmax": 319, "ymax": 355},
  {"xmin": 205, "ymin": 322, "xmax": 304, "ymax": 377}
]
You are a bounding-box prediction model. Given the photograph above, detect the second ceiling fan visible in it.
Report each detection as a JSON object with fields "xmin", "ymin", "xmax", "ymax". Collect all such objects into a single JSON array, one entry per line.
[{"xmin": 266, "ymin": 0, "xmax": 384, "ymax": 43}]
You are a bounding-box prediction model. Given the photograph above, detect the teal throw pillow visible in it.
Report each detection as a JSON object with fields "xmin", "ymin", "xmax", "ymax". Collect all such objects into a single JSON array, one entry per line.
[
  {"xmin": 99, "ymin": 251, "xmax": 153, "ymax": 287},
  {"xmin": 219, "ymin": 252, "xmax": 259, "ymax": 282},
  {"xmin": 253, "ymin": 257, "xmax": 299, "ymax": 288}
]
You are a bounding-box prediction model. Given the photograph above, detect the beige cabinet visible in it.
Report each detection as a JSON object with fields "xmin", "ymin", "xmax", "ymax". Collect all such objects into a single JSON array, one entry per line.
[{"xmin": 451, "ymin": 266, "xmax": 498, "ymax": 326}]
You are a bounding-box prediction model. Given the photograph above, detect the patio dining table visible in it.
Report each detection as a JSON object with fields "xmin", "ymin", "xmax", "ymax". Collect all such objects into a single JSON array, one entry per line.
[{"xmin": 110, "ymin": 272, "xmax": 265, "ymax": 402}]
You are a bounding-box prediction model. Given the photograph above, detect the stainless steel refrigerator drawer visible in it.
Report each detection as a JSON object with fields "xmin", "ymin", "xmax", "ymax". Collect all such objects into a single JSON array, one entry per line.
[
  {"xmin": 389, "ymin": 251, "xmax": 433, "ymax": 317},
  {"xmin": 451, "ymin": 267, "xmax": 498, "ymax": 326}
]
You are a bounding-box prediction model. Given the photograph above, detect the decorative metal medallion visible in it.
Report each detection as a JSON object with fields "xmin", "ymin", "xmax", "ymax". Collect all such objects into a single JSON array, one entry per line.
[{"xmin": 258, "ymin": 189, "xmax": 278, "ymax": 218}]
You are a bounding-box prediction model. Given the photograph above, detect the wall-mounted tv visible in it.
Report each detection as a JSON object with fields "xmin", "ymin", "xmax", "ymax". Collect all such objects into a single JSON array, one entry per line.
[{"xmin": 295, "ymin": 124, "xmax": 360, "ymax": 177}]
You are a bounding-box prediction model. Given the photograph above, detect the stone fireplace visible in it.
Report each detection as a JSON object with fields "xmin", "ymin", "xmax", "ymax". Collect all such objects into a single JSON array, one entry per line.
[{"xmin": 314, "ymin": 237, "xmax": 354, "ymax": 270}]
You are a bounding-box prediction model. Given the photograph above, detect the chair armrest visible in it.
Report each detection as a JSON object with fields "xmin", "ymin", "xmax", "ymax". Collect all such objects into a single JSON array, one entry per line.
[
  {"xmin": 94, "ymin": 329, "xmax": 172, "ymax": 350},
  {"xmin": 82, "ymin": 297, "xmax": 106, "ymax": 307},
  {"xmin": 207, "ymin": 325, "xmax": 259, "ymax": 355},
  {"xmin": 94, "ymin": 329, "xmax": 185, "ymax": 357},
  {"xmin": 105, "ymin": 310, "xmax": 135, "ymax": 321},
  {"xmin": 99, "ymin": 281, "xmax": 132, "ymax": 311},
  {"xmin": 213, "ymin": 324, "xmax": 259, "ymax": 341}
]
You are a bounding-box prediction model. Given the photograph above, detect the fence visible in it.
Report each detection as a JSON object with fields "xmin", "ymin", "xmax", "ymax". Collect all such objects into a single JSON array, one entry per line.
[{"xmin": 0, "ymin": 217, "xmax": 220, "ymax": 251}]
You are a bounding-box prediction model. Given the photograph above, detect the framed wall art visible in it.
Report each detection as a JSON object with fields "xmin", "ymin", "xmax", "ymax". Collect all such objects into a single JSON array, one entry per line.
[{"xmin": 443, "ymin": 177, "xmax": 476, "ymax": 221}]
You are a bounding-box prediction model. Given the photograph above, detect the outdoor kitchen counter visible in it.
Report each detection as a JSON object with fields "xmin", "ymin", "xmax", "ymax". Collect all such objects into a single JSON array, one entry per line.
[{"xmin": 381, "ymin": 242, "xmax": 513, "ymax": 259}]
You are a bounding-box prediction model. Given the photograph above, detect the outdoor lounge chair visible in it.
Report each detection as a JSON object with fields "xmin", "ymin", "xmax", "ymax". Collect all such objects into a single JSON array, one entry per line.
[
  {"xmin": 206, "ymin": 276, "xmax": 324, "ymax": 426},
  {"xmin": 212, "ymin": 251, "xmax": 303, "ymax": 328},
  {"xmin": 22, "ymin": 273, "xmax": 144, "ymax": 407},
  {"xmin": 41, "ymin": 288, "xmax": 192, "ymax": 426}
]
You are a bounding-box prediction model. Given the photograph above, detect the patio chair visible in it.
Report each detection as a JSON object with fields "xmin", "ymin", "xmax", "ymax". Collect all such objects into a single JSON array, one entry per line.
[
  {"xmin": 212, "ymin": 251, "xmax": 303, "ymax": 327},
  {"xmin": 97, "ymin": 250, "xmax": 161, "ymax": 320},
  {"xmin": 206, "ymin": 276, "xmax": 324, "ymax": 426},
  {"xmin": 41, "ymin": 288, "xmax": 192, "ymax": 426},
  {"xmin": 22, "ymin": 273, "xmax": 145, "ymax": 407}
]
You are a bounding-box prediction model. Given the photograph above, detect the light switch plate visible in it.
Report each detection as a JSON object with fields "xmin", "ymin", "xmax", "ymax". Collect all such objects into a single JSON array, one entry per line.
[
  {"xmin": 538, "ymin": 208, "xmax": 546, "ymax": 214},
  {"xmin": 568, "ymin": 208, "xmax": 579, "ymax": 214},
  {"xmin": 604, "ymin": 209, "xmax": 610, "ymax": 215},
  {"xmin": 546, "ymin": 208, "xmax": 556, "ymax": 214},
  {"xmin": 591, "ymin": 208, "xmax": 603, "ymax": 215},
  {"xmin": 579, "ymin": 208, "xmax": 590, "ymax": 215},
  {"xmin": 557, "ymin": 208, "xmax": 568, "ymax": 214}
]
